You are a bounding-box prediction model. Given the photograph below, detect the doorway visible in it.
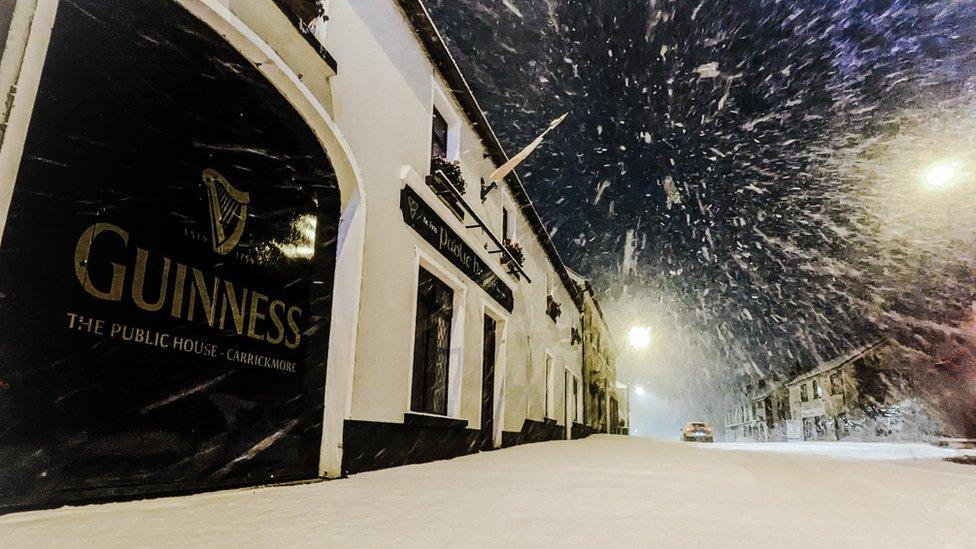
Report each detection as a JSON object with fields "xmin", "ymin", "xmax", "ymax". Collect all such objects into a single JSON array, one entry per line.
[{"xmin": 481, "ymin": 314, "xmax": 497, "ymax": 449}]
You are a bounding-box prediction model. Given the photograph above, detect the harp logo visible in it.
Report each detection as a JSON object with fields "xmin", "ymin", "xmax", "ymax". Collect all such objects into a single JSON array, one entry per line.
[{"xmin": 202, "ymin": 168, "xmax": 250, "ymax": 255}]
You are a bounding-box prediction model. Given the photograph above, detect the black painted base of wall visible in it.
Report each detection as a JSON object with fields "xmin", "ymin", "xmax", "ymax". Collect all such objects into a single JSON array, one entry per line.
[
  {"xmin": 501, "ymin": 418, "xmax": 565, "ymax": 448},
  {"xmin": 572, "ymin": 422, "xmax": 596, "ymax": 440},
  {"xmin": 342, "ymin": 416, "xmax": 577, "ymax": 475},
  {"xmin": 342, "ymin": 416, "xmax": 483, "ymax": 475}
]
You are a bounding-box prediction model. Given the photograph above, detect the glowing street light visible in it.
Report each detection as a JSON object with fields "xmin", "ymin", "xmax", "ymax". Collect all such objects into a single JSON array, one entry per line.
[
  {"xmin": 628, "ymin": 326, "xmax": 652, "ymax": 350},
  {"xmin": 634, "ymin": 385, "xmax": 646, "ymax": 397},
  {"xmin": 923, "ymin": 162, "xmax": 957, "ymax": 189}
]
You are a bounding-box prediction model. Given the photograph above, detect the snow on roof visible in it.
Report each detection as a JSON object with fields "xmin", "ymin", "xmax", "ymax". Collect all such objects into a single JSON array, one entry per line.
[{"xmin": 787, "ymin": 340, "xmax": 884, "ymax": 385}]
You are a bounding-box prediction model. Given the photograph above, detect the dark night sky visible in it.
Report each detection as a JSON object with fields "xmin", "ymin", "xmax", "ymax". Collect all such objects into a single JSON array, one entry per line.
[{"xmin": 425, "ymin": 0, "xmax": 976, "ymax": 418}]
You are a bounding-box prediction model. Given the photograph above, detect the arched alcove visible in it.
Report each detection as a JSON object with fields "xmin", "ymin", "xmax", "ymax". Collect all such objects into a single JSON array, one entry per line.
[{"xmin": 0, "ymin": 0, "xmax": 365, "ymax": 511}]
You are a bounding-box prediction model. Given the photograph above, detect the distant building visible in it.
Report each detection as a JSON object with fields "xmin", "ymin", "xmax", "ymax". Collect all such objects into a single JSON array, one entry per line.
[
  {"xmin": 726, "ymin": 340, "xmax": 944, "ymax": 442},
  {"xmin": 725, "ymin": 389, "xmax": 773, "ymax": 442},
  {"xmin": 573, "ymin": 276, "xmax": 627, "ymax": 437}
]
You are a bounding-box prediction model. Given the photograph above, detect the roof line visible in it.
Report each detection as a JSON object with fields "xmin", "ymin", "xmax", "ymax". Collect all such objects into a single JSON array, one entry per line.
[
  {"xmin": 787, "ymin": 339, "xmax": 886, "ymax": 385},
  {"xmin": 394, "ymin": 0, "xmax": 583, "ymax": 312}
]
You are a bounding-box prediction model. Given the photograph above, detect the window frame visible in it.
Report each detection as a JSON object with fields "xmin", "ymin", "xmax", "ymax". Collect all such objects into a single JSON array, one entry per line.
[
  {"xmin": 430, "ymin": 106, "xmax": 449, "ymax": 162},
  {"xmin": 410, "ymin": 266, "xmax": 455, "ymax": 416},
  {"xmin": 430, "ymin": 80, "xmax": 460, "ymax": 163},
  {"xmin": 406, "ymin": 249, "xmax": 467, "ymax": 419},
  {"xmin": 830, "ymin": 372, "xmax": 843, "ymax": 395}
]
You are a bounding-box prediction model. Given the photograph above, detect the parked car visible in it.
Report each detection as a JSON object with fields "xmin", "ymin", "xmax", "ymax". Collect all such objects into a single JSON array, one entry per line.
[{"xmin": 682, "ymin": 422, "xmax": 714, "ymax": 442}]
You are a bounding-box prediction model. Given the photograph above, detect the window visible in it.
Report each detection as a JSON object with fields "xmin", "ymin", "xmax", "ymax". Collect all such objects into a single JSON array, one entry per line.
[
  {"xmin": 802, "ymin": 417, "xmax": 814, "ymax": 439},
  {"xmin": 800, "ymin": 383, "xmax": 809, "ymax": 402},
  {"xmin": 574, "ymin": 376, "xmax": 582, "ymax": 423},
  {"xmin": 545, "ymin": 354, "xmax": 555, "ymax": 419},
  {"xmin": 609, "ymin": 397, "xmax": 619, "ymax": 432},
  {"xmin": 830, "ymin": 372, "xmax": 843, "ymax": 395},
  {"xmin": 502, "ymin": 206, "xmax": 515, "ymax": 240},
  {"xmin": 814, "ymin": 416, "xmax": 829, "ymax": 436},
  {"xmin": 431, "ymin": 107, "xmax": 448, "ymax": 163},
  {"xmin": 411, "ymin": 268, "xmax": 454, "ymax": 415},
  {"xmin": 812, "ymin": 379, "xmax": 823, "ymax": 399}
]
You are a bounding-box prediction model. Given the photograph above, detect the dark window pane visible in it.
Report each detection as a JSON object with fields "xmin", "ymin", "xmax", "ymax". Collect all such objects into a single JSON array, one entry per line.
[
  {"xmin": 411, "ymin": 268, "xmax": 453, "ymax": 415},
  {"xmin": 431, "ymin": 107, "xmax": 448, "ymax": 161}
]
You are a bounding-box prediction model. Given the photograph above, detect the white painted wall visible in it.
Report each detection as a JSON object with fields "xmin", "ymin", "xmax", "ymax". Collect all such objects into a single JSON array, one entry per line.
[{"xmin": 323, "ymin": 0, "xmax": 582, "ymax": 450}]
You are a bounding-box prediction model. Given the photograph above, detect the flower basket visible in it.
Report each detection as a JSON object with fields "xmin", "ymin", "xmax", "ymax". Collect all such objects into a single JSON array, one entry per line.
[
  {"xmin": 430, "ymin": 156, "xmax": 466, "ymax": 195},
  {"xmin": 502, "ymin": 239, "xmax": 525, "ymax": 266}
]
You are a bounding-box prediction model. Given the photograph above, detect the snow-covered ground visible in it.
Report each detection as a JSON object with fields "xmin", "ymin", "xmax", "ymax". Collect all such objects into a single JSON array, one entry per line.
[
  {"xmin": 703, "ymin": 440, "xmax": 975, "ymax": 460},
  {"xmin": 2, "ymin": 435, "xmax": 976, "ymax": 548}
]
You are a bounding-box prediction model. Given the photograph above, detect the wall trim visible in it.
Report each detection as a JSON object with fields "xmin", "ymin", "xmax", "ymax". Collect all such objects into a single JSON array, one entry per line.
[{"xmin": 0, "ymin": 0, "xmax": 58, "ymax": 246}]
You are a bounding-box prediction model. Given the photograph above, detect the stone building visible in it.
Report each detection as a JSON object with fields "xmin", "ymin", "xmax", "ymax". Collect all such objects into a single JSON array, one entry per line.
[{"xmin": 726, "ymin": 340, "xmax": 943, "ymax": 442}]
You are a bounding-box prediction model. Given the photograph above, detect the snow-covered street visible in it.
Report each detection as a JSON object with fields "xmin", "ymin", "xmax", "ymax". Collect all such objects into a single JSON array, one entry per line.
[{"xmin": 2, "ymin": 435, "xmax": 975, "ymax": 548}]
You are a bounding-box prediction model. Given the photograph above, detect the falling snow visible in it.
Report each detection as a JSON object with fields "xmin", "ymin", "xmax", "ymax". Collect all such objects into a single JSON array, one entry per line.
[{"xmin": 425, "ymin": 0, "xmax": 976, "ymax": 435}]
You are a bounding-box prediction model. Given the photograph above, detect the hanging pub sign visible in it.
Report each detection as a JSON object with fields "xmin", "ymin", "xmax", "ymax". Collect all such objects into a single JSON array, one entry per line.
[
  {"xmin": 400, "ymin": 185, "xmax": 514, "ymax": 312},
  {"xmin": 0, "ymin": 0, "xmax": 339, "ymax": 512}
]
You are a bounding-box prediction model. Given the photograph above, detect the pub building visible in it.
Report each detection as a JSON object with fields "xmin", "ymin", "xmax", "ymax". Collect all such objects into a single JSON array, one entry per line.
[{"xmin": 0, "ymin": 0, "xmax": 611, "ymax": 512}]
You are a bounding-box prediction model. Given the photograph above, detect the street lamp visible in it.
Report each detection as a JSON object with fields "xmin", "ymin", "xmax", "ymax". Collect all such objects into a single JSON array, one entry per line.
[
  {"xmin": 923, "ymin": 161, "xmax": 958, "ymax": 189},
  {"xmin": 634, "ymin": 385, "xmax": 646, "ymax": 397},
  {"xmin": 628, "ymin": 326, "xmax": 652, "ymax": 350}
]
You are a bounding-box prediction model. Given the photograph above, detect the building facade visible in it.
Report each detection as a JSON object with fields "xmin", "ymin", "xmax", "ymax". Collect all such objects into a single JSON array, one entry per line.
[
  {"xmin": 0, "ymin": 0, "xmax": 609, "ymax": 512},
  {"xmin": 725, "ymin": 340, "xmax": 943, "ymax": 442},
  {"xmin": 724, "ymin": 399, "xmax": 760, "ymax": 442},
  {"xmin": 575, "ymin": 278, "xmax": 627, "ymax": 436}
]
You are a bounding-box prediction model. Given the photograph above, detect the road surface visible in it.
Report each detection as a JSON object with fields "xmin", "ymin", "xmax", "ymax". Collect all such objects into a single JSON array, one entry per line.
[{"xmin": 2, "ymin": 436, "xmax": 974, "ymax": 547}]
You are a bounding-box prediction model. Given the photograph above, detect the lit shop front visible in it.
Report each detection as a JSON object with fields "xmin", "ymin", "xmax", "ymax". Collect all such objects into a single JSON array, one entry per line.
[{"xmin": 0, "ymin": 0, "xmax": 340, "ymax": 511}]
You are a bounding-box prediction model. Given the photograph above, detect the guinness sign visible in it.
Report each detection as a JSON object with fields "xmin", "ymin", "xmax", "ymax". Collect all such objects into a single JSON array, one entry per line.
[
  {"xmin": 0, "ymin": 0, "xmax": 339, "ymax": 511},
  {"xmin": 202, "ymin": 168, "xmax": 251, "ymax": 255}
]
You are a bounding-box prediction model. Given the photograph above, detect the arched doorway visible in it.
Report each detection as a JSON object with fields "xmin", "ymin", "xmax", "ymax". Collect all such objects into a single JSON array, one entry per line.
[{"xmin": 0, "ymin": 0, "xmax": 341, "ymax": 511}]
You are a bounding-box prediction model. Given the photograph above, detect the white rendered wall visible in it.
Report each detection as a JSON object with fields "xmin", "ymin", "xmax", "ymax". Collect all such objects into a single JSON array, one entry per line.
[{"xmin": 325, "ymin": 0, "xmax": 582, "ymax": 444}]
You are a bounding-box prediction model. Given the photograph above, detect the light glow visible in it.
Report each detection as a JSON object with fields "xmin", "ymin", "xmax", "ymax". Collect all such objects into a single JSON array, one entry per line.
[
  {"xmin": 923, "ymin": 162, "xmax": 957, "ymax": 188},
  {"xmin": 628, "ymin": 326, "xmax": 652, "ymax": 349}
]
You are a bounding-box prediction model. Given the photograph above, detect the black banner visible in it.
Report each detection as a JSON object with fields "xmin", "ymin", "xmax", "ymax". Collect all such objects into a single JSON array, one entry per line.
[
  {"xmin": 0, "ymin": 0, "xmax": 338, "ymax": 511},
  {"xmin": 400, "ymin": 186, "xmax": 514, "ymax": 311}
]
